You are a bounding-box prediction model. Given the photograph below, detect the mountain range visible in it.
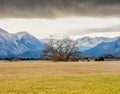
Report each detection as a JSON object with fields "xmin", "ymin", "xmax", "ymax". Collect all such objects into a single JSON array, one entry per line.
[
  {"xmin": 0, "ymin": 28, "xmax": 120, "ymax": 59},
  {"xmin": 0, "ymin": 28, "xmax": 44, "ymax": 59},
  {"xmin": 84, "ymin": 38, "xmax": 120, "ymax": 57},
  {"xmin": 75, "ymin": 37, "xmax": 117, "ymax": 51}
]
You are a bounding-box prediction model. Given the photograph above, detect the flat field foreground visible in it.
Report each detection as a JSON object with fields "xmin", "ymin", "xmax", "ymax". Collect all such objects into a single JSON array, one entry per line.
[{"xmin": 0, "ymin": 61, "xmax": 120, "ymax": 94}]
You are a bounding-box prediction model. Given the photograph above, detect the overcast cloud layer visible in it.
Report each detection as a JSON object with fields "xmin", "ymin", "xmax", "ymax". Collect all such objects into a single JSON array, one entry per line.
[{"xmin": 0, "ymin": 0, "xmax": 120, "ymax": 18}]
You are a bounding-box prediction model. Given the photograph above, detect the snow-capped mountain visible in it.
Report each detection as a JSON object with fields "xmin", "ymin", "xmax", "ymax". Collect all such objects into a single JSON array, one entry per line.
[
  {"xmin": 0, "ymin": 28, "xmax": 13, "ymax": 41},
  {"xmin": 75, "ymin": 37, "xmax": 118, "ymax": 51},
  {"xmin": 0, "ymin": 28, "xmax": 120, "ymax": 59},
  {"xmin": 14, "ymin": 32, "xmax": 44, "ymax": 51},
  {"xmin": 0, "ymin": 28, "xmax": 16, "ymax": 57},
  {"xmin": 0, "ymin": 28, "xmax": 44, "ymax": 58},
  {"xmin": 84, "ymin": 38, "xmax": 120, "ymax": 57}
]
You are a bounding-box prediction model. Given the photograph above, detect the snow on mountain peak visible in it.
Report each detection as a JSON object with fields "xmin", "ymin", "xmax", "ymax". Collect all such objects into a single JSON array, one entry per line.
[
  {"xmin": 0, "ymin": 29, "xmax": 44, "ymax": 58},
  {"xmin": 0, "ymin": 28, "xmax": 13, "ymax": 41},
  {"xmin": 17, "ymin": 31, "xmax": 29, "ymax": 35},
  {"xmin": 0, "ymin": 28, "xmax": 8, "ymax": 34},
  {"xmin": 84, "ymin": 37, "xmax": 120, "ymax": 57},
  {"xmin": 14, "ymin": 31, "xmax": 32, "ymax": 40}
]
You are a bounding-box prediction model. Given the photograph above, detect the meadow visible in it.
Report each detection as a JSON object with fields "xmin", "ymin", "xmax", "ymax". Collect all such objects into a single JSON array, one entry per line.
[{"xmin": 0, "ymin": 61, "xmax": 120, "ymax": 94}]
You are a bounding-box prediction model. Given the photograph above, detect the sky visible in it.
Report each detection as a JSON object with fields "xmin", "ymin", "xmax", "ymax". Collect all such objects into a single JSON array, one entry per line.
[{"xmin": 0, "ymin": 0, "xmax": 120, "ymax": 39}]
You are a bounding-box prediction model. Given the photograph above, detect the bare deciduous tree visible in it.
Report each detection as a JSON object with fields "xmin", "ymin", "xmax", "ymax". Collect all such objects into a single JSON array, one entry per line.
[{"xmin": 42, "ymin": 38, "xmax": 81, "ymax": 61}]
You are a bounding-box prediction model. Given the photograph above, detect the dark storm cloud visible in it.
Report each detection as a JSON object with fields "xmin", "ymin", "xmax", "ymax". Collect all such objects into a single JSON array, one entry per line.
[{"xmin": 0, "ymin": 0, "xmax": 120, "ymax": 18}]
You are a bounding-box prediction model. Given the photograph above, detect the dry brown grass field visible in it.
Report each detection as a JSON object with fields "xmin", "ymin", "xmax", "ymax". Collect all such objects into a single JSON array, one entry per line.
[{"xmin": 0, "ymin": 60, "xmax": 120, "ymax": 94}]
